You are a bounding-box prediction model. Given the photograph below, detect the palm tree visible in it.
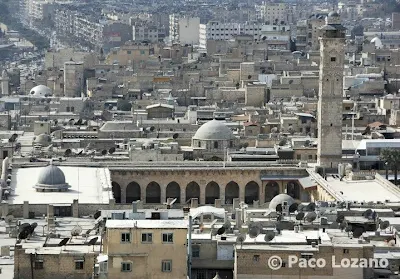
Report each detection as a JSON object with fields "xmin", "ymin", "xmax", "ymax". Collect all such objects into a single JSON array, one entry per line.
[{"xmin": 380, "ymin": 148, "xmax": 400, "ymax": 185}]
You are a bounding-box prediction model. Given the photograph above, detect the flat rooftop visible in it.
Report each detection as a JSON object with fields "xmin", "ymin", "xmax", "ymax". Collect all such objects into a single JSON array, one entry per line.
[
  {"xmin": 325, "ymin": 176, "xmax": 400, "ymax": 203},
  {"xmin": 10, "ymin": 166, "xmax": 112, "ymax": 204}
]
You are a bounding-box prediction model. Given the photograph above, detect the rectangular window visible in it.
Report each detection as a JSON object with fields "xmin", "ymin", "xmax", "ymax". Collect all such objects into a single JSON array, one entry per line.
[
  {"xmin": 127, "ymin": 50, "xmax": 132, "ymax": 54},
  {"xmin": 192, "ymin": 245, "xmax": 200, "ymax": 258},
  {"xmin": 162, "ymin": 233, "xmax": 173, "ymax": 243},
  {"xmin": 141, "ymin": 233, "xmax": 153, "ymax": 243},
  {"xmin": 331, "ymin": 57, "xmax": 336, "ymax": 62},
  {"xmin": 121, "ymin": 262, "xmax": 132, "ymax": 272},
  {"xmin": 343, "ymin": 249, "xmax": 349, "ymax": 254},
  {"xmin": 75, "ymin": 261, "xmax": 84, "ymax": 270},
  {"xmin": 140, "ymin": 50, "xmax": 145, "ymax": 55},
  {"xmin": 34, "ymin": 261, "xmax": 44, "ymax": 269},
  {"xmin": 121, "ymin": 232, "xmax": 131, "ymax": 243},
  {"xmin": 296, "ymin": 154, "xmax": 301, "ymax": 160},
  {"xmin": 162, "ymin": 260, "xmax": 172, "ymax": 272},
  {"xmin": 253, "ymin": 255, "xmax": 260, "ymax": 262}
]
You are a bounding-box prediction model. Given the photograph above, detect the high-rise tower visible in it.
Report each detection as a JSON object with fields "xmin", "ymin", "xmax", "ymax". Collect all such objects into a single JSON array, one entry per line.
[
  {"xmin": 1, "ymin": 70, "xmax": 9, "ymax": 96},
  {"xmin": 317, "ymin": 12, "xmax": 346, "ymax": 168}
]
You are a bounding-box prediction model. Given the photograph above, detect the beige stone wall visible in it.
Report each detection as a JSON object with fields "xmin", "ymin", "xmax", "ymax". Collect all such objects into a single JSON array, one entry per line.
[
  {"xmin": 106, "ymin": 227, "xmax": 187, "ymax": 279},
  {"xmin": 14, "ymin": 245, "xmax": 96, "ymax": 279}
]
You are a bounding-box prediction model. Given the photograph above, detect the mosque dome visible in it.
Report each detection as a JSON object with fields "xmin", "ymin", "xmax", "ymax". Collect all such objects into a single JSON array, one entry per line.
[
  {"xmin": 269, "ymin": 194, "xmax": 295, "ymax": 211},
  {"xmin": 33, "ymin": 133, "xmax": 52, "ymax": 147},
  {"xmin": 29, "ymin": 85, "xmax": 52, "ymax": 97},
  {"xmin": 34, "ymin": 163, "xmax": 70, "ymax": 191},
  {"xmin": 193, "ymin": 119, "xmax": 234, "ymax": 141},
  {"xmin": 328, "ymin": 11, "xmax": 340, "ymax": 18}
]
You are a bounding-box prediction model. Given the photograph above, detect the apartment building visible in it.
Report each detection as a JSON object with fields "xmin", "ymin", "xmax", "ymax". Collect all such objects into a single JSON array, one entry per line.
[
  {"xmin": 169, "ymin": 14, "xmax": 200, "ymax": 44},
  {"xmin": 104, "ymin": 219, "xmax": 188, "ymax": 279},
  {"xmin": 258, "ymin": 2, "xmax": 293, "ymax": 25},
  {"xmin": 132, "ymin": 24, "xmax": 165, "ymax": 43}
]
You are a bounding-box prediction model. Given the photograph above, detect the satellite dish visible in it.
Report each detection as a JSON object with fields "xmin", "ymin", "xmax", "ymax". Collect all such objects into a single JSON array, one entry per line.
[
  {"xmin": 353, "ymin": 226, "xmax": 365, "ymax": 238},
  {"xmin": 18, "ymin": 229, "xmax": 30, "ymax": 240},
  {"xmin": 296, "ymin": 212, "xmax": 305, "ymax": 221},
  {"xmin": 211, "ymin": 229, "xmax": 218, "ymax": 236},
  {"xmin": 87, "ymin": 236, "xmax": 98, "ymax": 246},
  {"xmin": 380, "ymin": 220, "xmax": 390, "ymax": 230},
  {"xmin": 236, "ymin": 234, "xmax": 246, "ymax": 244},
  {"xmin": 289, "ymin": 203, "xmax": 298, "ymax": 213},
  {"xmin": 71, "ymin": 225, "xmax": 83, "ymax": 237},
  {"xmin": 19, "ymin": 223, "xmax": 30, "ymax": 232},
  {"xmin": 297, "ymin": 204, "xmax": 305, "ymax": 212},
  {"xmin": 336, "ymin": 214, "xmax": 345, "ymax": 223},
  {"xmin": 305, "ymin": 202, "xmax": 316, "ymax": 211},
  {"xmin": 65, "ymin": 149, "xmax": 72, "ymax": 156},
  {"xmin": 108, "ymin": 147, "xmax": 116, "ymax": 154},
  {"xmin": 223, "ymin": 220, "xmax": 231, "ymax": 230},
  {"xmin": 101, "ymin": 150, "xmax": 107, "ymax": 156},
  {"xmin": 217, "ymin": 226, "xmax": 226, "ymax": 235},
  {"xmin": 305, "ymin": 212, "xmax": 317, "ymax": 223},
  {"xmin": 264, "ymin": 230, "xmax": 276, "ymax": 242},
  {"xmin": 388, "ymin": 239, "xmax": 396, "ymax": 247},
  {"xmin": 345, "ymin": 224, "xmax": 353, "ymax": 233},
  {"xmin": 172, "ymin": 133, "xmax": 179, "ymax": 139},
  {"xmin": 248, "ymin": 222, "xmax": 261, "ymax": 239},
  {"xmin": 58, "ymin": 237, "xmax": 70, "ymax": 247},
  {"xmin": 94, "ymin": 211, "xmax": 101, "ymax": 219},
  {"xmin": 363, "ymin": 209, "xmax": 373, "ymax": 219},
  {"xmin": 5, "ymin": 215, "xmax": 14, "ymax": 223}
]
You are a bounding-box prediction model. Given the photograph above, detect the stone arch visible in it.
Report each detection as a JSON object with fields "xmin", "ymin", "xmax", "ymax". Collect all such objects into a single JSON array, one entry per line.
[
  {"xmin": 265, "ymin": 181, "xmax": 280, "ymax": 202},
  {"xmin": 205, "ymin": 181, "xmax": 220, "ymax": 204},
  {"xmin": 245, "ymin": 181, "xmax": 259, "ymax": 204},
  {"xmin": 286, "ymin": 181, "xmax": 300, "ymax": 199},
  {"xmin": 166, "ymin": 181, "xmax": 181, "ymax": 204},
  {"xmin": 146, "ymin": 182, "xmax": 161, "ymax": 203},
  {"xmin": 186, "ymin": 181, "xmax": 200, "ymax": 203},
  {"xmin": 112, "ymin": 182, "xmax": 121, "ymax": 203},
  {"xmin": 225, "ymin": 181, "xmax": 239, "ymax": 204},
  {"xmin": 126, "ymin": 181, "xmax": 141, "ymax": 203}
]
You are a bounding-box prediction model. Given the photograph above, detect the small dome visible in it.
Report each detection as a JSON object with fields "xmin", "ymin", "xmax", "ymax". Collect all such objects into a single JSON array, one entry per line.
[
  {"xmin": 269, "ymin": 194, "xmax": 295, "ymax": 211},
  {"xmin": 34, "ymin": 163, "xmax": 70, "ymax": 191},
  {"xmin": 29, "ymin": 85, "xmax": 52, "ymax": 97},
  {"xmin": 328, "ymin": 11, "xmax": 340, "ymax": 17},
  {"xmin": 193, "ymin": 119, "xmax": 234, "ymax": 141},
  {"xmin": 33, "ymin": 133, "xmax": 52, "ymax": 147}
]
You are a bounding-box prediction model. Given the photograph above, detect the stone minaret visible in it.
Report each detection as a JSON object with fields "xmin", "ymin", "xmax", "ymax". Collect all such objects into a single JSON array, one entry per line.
[
  {"xmin": 1, "ymin": 70, "xmax": 9, "ymax": 96},
  {"xmin": 317, "ymin": 12, "xmax": 346, "ymax": 168}
]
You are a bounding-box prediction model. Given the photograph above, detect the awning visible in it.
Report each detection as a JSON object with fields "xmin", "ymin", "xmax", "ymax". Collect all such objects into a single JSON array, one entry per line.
[
  {"xmin": 97, "ymin": 254, "xmax": 108, "ymax": 263},
  {"xmin": 260, "ymin": 175, "xmax": 305, "ymax": 181},
  {"xmin": 298, "ymin": 177, "xmax": 317, "ymax": 189}
]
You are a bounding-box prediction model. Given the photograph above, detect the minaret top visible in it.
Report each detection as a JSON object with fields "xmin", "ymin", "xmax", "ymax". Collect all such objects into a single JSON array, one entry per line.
[{"xmin": 320, "ymin": 11, "xmax": 346, "ymax": 39}]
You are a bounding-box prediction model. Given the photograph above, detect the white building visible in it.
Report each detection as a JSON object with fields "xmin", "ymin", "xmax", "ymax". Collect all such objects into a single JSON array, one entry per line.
[
  {"xmin": 169, "ymin": 14, "xmax": 200, "ymax": 44},
  {"xmin": 132, "ymin": 24, "xmax": 164, "ymax": 43},
  {"xmin": 199, "ymin": 21, "xmax": 291, "ymax": 50},
  {"xmin": 258, "ymin": 2, "xmax": 293, "ymax": 25}
]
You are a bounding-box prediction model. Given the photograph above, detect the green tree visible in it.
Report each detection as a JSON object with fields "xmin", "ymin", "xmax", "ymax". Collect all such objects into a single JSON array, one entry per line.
[{"xmin": 380, "ymin": 148, "xmax": 400, "ymax": 185}]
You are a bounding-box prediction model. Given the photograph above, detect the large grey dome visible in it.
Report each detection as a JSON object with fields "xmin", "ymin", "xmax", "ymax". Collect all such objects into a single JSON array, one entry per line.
[
  {"xmin": 328, "ymin": 11, "xmax": 339, "ymax": 17},
  {"xmin": 269, "ymin": 194, "xmax": 295, "ymax": 211},
  {"xmin": 34, "ymin": 164, "xmax": 70, "ymax": 191},
  {"xmin": 30, "ymin": 85, "xmax": 52, "ymax": 97},
  {"xmin": 193, "ymin": 120, "xmax": 234, "ymax": 140}
]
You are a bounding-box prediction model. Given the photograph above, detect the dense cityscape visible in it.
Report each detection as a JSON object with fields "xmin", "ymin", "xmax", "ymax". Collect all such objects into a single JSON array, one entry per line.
[{"xmin": 0, "ymin": 0, "xmax": 400, "ymax": 278}]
